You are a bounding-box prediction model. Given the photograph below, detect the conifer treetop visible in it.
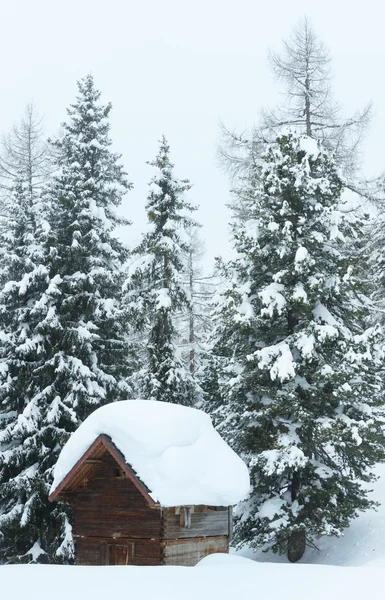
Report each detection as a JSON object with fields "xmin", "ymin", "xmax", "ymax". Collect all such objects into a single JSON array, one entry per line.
[
  {"xmin": 125, "ymin": 137, "xmax": 202, "ymax": 407},
  {"xmin": 144, "ymin": 135, "xmax": 197, "ymax": 235},
  {"xmin": 51, "ymin": 73, "xmax": 131, "ymax": 219}
]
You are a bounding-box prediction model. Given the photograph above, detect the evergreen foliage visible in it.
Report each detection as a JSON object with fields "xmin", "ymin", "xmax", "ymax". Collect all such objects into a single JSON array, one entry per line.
[
  {"xmin": 212, "ymin": 132, "xmax": 385, "ymax": 561},
  {"xmin": 0, "ymin": 75, "xmax": 132, "ymax": 563},
  {"xmin": 0, "ymin": 39, "xmax": 382, "ymax": 568},
  {"xmin": 126, "ymin": 137, "xmax": 202, "ymax": 406},
  {"xmin": 45, "ymin": 73, "xmax": 133, "ymax": 420},
  {"xmin": 369, "ymin": 209, "xmax": 385, "ymax": 325},
  {"xmin": 0, "ymin": 176, "xmax": 57, "ymax": 563}
]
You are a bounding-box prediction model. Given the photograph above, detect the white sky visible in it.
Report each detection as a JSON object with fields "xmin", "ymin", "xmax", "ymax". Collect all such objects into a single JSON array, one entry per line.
[{"xmin": 1, "ymin": 0, "xmax": 384, "ymax": 269}]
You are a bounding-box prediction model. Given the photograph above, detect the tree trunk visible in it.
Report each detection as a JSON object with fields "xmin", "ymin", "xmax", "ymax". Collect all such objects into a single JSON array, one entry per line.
[
  {"xmin": 305, "ymin": 69, "xmax": 311, "ymax": 137},
  {"xmin": 189, "ymin": 310, "xmax": 195, "ymax": 376},
  {"xmin": 287, "ymin": 529, "xmax": 306, "ymax": 562},
  {"xmin": 188, "ymin": 250, "xmax": 195, "ymax": 376},
  {"xmin": 287, "ymin": 470, "xmax": 306, "ymax": 562}
]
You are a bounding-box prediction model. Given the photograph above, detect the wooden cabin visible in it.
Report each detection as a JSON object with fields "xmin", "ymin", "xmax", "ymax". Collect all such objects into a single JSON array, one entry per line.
[{"xmin": 49, "ymin": 400, "xmax": 250, "ymax": 567}]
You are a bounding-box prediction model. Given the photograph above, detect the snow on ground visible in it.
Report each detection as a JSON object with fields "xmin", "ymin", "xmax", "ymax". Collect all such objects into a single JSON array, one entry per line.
[
  {"xmin": 51, "ymin": 400, "xmax": 250, "ymax": 507},
  {"xmin": 3, "ymin": 556, "xmax": 385, "ymax": 600}
]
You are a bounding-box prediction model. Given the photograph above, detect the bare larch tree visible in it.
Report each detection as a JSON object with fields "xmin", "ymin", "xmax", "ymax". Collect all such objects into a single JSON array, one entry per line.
[
  {"xmin": 0, "ymin": 103, "xmax": 51, "ymax": 199},
  {"xmin": 220, "ymin": 18, "xmax": 371, "ymax": 184}
]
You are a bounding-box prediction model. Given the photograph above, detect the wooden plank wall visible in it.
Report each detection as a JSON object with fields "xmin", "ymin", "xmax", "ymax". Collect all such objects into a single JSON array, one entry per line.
[
  {"xmin": 163, "ymin": 508, "xmax": 229, "ymax": 539},
  {"xmin": 163, "ymin": 536, "xmax": 229, "ymax": 566},
  {"xmin": 75, "ymin": 537, "xmax": 162, "ymax": 566},
  {"xmin": 64, "ymin": 452, "xmax": 161, "ymax": 541},
  {"xmin": 61, "ymin": 452, "xmax": 162, "ymax": 565}
]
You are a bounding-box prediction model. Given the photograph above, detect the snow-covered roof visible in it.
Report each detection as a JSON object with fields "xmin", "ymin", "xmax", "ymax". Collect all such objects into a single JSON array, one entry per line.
[{"xmin": 50, "ymin": 400, "xmax": 250, "ymax": 507}]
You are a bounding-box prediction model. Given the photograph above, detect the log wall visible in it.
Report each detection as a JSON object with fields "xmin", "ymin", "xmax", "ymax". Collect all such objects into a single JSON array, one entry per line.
[
  {"xmin": 62, "ymin": 451, "xmax": 162, "ymax": 565},
  {"xmin": 74, "ymin": 537, "xmax": 162, "ymax": 566},
  {"xmin": 163, "ymin": 536, "xmax": 229, "ymax": 566},
  {"xmin": 163, "ymin": 507, "xmax": 230, "ymax": 540}
]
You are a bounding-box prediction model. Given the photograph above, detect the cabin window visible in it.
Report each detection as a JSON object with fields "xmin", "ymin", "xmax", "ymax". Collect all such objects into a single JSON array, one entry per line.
[{"xmin": 115, "ymin": 468, "xmax": 127, "ymax": 478}]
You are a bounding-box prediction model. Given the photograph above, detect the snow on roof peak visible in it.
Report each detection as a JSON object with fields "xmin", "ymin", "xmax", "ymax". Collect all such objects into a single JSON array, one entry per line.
[{"xmin": 50, "ymin": 400, "xmax": 250, "ymax": 507}]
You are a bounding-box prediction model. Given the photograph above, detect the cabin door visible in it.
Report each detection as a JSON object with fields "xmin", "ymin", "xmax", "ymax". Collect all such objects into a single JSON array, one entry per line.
[{"xmin": 106, "ymin": 542, "xmax": 134, "ymax": 565}]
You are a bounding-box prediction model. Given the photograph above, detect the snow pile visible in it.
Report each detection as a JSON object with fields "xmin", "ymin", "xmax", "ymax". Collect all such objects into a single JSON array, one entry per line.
[{"xmin": 50, "ymin": 400, "xmax": 250, "ymax": 507}]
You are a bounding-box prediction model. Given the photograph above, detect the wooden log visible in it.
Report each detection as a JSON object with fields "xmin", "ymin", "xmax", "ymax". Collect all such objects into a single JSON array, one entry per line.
[
  {"xmin": 74, "ymin": 536, "xmax": 163, "ymax": 566},
  {"xmin": 133, "ymin": 557, "xmax": 162, "ymax": 566}
]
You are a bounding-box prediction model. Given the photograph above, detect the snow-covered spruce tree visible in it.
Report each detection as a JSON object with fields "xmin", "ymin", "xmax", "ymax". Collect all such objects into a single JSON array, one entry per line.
[
  {"xmin": 0, "ymin": 74, "xmax": 132, "ymax": 563},
  {"xmin": 212, "ymin": 132, "xmax": 385, "ymax": 562},
  {"xmin": 0, "ymin": 108, "xmax": 55, "ymax": 563},
  {"xmin": 44, "ymin": 74, "xmax": 133, "ymax": 419},
  {"xmin": 126, "ymin": 137, "xmax": 202, "ymax": 406},
  {"xmin": 0, "ymin": 177, "xmax": 59, "ymax": 563}
]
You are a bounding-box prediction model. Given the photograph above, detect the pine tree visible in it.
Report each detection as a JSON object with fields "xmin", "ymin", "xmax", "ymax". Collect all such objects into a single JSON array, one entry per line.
[
  {"xmin": 178, "ymin": 228, "xmax": 224, "ymax": 412},
  {"xmin": 44, "ymin": 73, "xmax": 133, "ymax": 421},
  {"xmin": 0, "ymin": 178, "xmax": 61, "ymax": 563},
  {"xmin": 0, "ymin": 108, "xmax": 55, "ymax": 562},
  {"xmin": 0, "ymin": 75, "xmax": 132, "ymax": 563},
  {"xmin": 126, "ymin": 137, "xmax": 202, "ymax": 406},
  {"xmin": 212, "ymin": 132, "xmax": 385, "ymax": 562}
]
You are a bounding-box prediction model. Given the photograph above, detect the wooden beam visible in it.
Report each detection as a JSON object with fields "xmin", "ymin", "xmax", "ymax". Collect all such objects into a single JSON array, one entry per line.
[{"xmin": 228, "ymin": 506, "xmax": 233, "ymax": 540}]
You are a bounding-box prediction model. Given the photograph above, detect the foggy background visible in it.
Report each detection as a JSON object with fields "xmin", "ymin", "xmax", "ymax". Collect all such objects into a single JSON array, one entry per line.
[{"xmin": 0, "ymin": 0, "xmax": 383, "ymax": 268}]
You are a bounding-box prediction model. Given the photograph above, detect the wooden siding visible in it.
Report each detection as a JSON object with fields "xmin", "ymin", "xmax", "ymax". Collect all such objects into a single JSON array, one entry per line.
[
  {"xmin": 61, "ymin": 451, "xmax": 162, "ymax": 565},
  {"xmin": 50, "ymin": 434, "xmax": 155, "ymax": 506},
  {"xmin": 64, "ymin": 451, "xmax": 161, "ymax": 537},
  {"xmin": 74, "ymin": 537, "xmax": 162, "ymax": 566},
  {"xmin": 163, "ymin": 536, "xmax": 229, "ymax": 566},
  {"xmin": 163, "ymin": 507, "xmax": 229, "ymax": 540}
]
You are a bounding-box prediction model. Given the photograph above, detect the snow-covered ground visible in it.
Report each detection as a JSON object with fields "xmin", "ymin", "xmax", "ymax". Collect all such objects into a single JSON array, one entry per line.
[
  {"xmin": 2, "ymin": 555, "xmax": 384, "ymax": 600},
  {"xmin": 4, "ymin": 463, "xmax": 385, "ymax": 600}
]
